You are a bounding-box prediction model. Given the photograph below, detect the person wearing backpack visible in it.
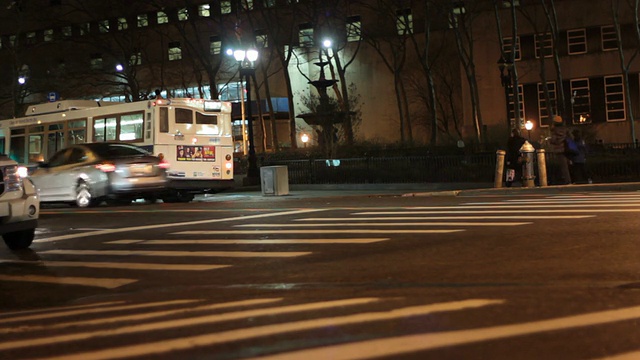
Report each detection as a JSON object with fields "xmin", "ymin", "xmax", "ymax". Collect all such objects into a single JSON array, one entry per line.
[{"xmin": 548, "ymin": 115, "xmax": 572, "ymax": 185}]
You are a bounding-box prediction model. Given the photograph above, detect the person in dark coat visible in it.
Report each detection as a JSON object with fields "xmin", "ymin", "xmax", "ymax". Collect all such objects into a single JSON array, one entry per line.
[
  {"xmin": 569, "ymin": 129, "xmax": 591, "ymax": 184},
  {"xmin": 548, "ymin": 115, "xmax": 572, "ymax": 185},
  {"xmin": 506, "ymin": 128, "xmax": 526, "ymax": 187}
]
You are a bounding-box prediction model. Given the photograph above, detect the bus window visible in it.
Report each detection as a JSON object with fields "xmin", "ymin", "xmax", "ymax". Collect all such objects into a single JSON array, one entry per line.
[
  {"xmin": 159, "ymin": 107, "xmax": 169, "ymax": 132},
  {"xmin": 120, "ymin": 113, "xmax": 143, "ymax": 141},
  {"xmin": 69, "ymin": 120, "xmax": 86, "ymax": 144},
  {"xmin": 29, "ymin": 134, "xmax": 44, "ymax": 162},
  {"xmin": 47, "ymin": 123, "xmax": 65, "ymax": 161},
  {"xmin": 10, "ymin": 128, "xmax": 26, "ymax": 163},
  {"xmin": 175, "ymin": 108, "xmax": 193, "ymax": 124},
  {"xmin": 196, "ymin": 113, "xmax": 217, "ymax": 125},
  {"xmin": 94, "ymin": 117, "xmax": 117, "ymax": 142}
]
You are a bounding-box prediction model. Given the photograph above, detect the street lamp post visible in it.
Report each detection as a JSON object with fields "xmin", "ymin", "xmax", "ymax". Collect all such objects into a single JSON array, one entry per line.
[
  {"xmin": 498, "ymin": 55, "xmax": 514, "ymax": 129},
  {"xmin": 525, "ymin": 120, "xmax": 534, "ymax": 141},
  {"xmin": 301, "ymin": 133, "xmax": 309, "ymax": 148},
  {"xmin": 233, "ymin": 48, "xmax": 259, "ymax": 184}
]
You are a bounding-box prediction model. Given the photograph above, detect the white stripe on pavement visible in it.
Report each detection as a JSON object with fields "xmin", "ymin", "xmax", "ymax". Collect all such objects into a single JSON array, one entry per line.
[
  {"xmin": 299, "ymin": 215, "xmax": 594, "ymax": 221},
  {"xmin": 0, "ymin": 275, "xmax": 136, "ymax": 289},
  {"xmin": 355, "ymin": 209, "xmax": 640, "ymax": 214},
  {"xmin": 0, "ymin": 260, "xmax": 228, "ymax": 271},
  {"xmin": 107, "ymin": 238, "xmax": 391, "ymax": 245},
  {"xmin": 39, "ymin": 250, "xmax": 311, "ymax": 258},
  {"xmin": 253, "ymin": 303, "xmax": 640, "ymax": 360},
  {"xmin": 175, "ymin": 229, "xmax": 464, "ymax": 235},
  {"xmin": 40, "ymin": 299, "xmax": 502, "ymax": 360},
  {"xmin": 235, "ymin": 222, "xmax": 531, "ymax": 227},
  {"xmin": 0, "ymin": 298, "xmax": 380, "ymax": 352},
  {"xmin": 35, "ymin": 208, "xmax": 325, "ymax": 243},
  {"xmin": 406, "ymin": 204, "xmax": 640, "ymax": 209}
]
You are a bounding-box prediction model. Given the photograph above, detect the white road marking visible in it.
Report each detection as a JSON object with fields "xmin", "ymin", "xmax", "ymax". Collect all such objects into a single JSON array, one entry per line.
[
  {"xmin": 39, "ymin": 299, "xmax": 501, "ymax": 360},
  {"xmin": 235, "ymin": 222, "xmax": 531, "ymax": 227},
  {"xmin": 355, "ymin": 209, "xmax": 640, "ymax": 215},
  {"xmin": 175, "ymin": 229, "xmax": 464, "ymax": 235},
  {"xmin": 0, "ymin": 298, "xmax": 380, "ymax": 352},
  {"xmin": 299, "ymin": 215, "xmax": 595, "ymax": 221},
  {"xmin": 254, "ymin": 303, "xmax": 640, "ymax": 360},
  {"xmin": 0, "ymin": 301, "xmax": 124, "ymax": 320},
  {"xmin": 408, "ymin": 204, "xmax": 640, "ymax": 209},
  {"xmin": 0, "ymin": 274, "xmax": 136, "ymax": 289},
  {"xmin": 40, "ymin": 250, "xmax": 311, "ymax": 258},
  {"xmin": 465, "ymin": 200, "xmax": 640, "ymax": 204},
  {"xmin": 595, "ymin": 350, "xmax": 640, "ymax": 359},
  {"xmin": 2, "ymin": 298, "xmax": 281, "ymax": 334},
  {"xmin": 0, "ymin": 260, "xmax": 228, "ymax": 271},
  {"xmin": 35, "ymin": 208, "xmax": 325, "ymax": 243},
  {"xmin": 107, "ymin": 238, "xmax": 391, "ymax": 245},
  {"xmin": 0, "ymin": 300, "xmax": 198, "ymax": 326}
]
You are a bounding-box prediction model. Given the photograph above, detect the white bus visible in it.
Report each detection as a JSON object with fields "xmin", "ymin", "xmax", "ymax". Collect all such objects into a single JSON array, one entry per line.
[{"xmin": 0, "ymin": 98, "xmax": 235, "ymax": 202}]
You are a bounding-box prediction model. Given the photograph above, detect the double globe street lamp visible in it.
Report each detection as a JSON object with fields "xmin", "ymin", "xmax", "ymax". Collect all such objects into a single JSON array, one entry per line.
[{"xmin": 228, "ymin": 48, "xmax": 259, "ymax": 183}]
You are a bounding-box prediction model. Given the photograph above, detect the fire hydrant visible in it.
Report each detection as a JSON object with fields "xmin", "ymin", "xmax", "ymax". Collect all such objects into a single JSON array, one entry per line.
[{"xmin": 519, "ymin": 141, "xmax": 536, "ymax": 187}]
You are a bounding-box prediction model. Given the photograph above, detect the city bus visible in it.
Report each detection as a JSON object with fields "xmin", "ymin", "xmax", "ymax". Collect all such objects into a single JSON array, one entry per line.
[{"xmin": 0, "ymin": 98, "xmax": 235, "ymax": 202}]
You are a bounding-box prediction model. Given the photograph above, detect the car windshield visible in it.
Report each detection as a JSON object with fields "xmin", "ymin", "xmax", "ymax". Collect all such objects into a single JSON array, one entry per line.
[{"xmin": 85, "ymin": 143, "xmax": 149, "ymax": 158}]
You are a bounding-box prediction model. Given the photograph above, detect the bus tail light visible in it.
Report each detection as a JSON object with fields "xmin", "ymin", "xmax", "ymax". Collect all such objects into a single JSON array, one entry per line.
[{"xmin": 95, "ymin": 163, "xmax": 116, "ymax": 172}]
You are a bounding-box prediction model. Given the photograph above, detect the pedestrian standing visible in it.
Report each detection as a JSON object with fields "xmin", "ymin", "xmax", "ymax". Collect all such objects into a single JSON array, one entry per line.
[
  {"xmin": 570, "ymin": 129, "xmax": 591, "ymax": 184},
  {"xmin": 548, "ymin": 115, "xmax": 572, "ymax": 185},
  {"xmin": 506, "ymin": 128, "xmax": 526, "ymax": 187}
]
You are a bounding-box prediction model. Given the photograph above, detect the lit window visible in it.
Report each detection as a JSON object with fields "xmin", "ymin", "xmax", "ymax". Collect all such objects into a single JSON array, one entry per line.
[
  {"xmin": 221, "ymin": 1, "xmax": 232, "ymax": 14},
  {"xmin": 209, "ymin": 36, "xmax": 222, "ymax": 55},
  {"xmin": 243, "ymin": 0, "xmax": 254, "ymax": 10},
  {"xmin": 117, "ymin": 17, "xmax": 128, "ymax": 31},
  {"xmin": 347, "ymin": 15, "xmax": 361, "ymax": 42},
  {"xmin": 535, "ymin": 32, "xmax": 553, "ymax": 58},
  {"xmin": 396, "ymin": 9, "xmax": 413, "ymax": 35},
  {"xmin": 299, "ymin": 23, "xmax": 313, "ymax": 47},
  {"xmin": 26, "ymin": 32, "xmax": 36, "ymax": 45},
  {"xmin": 137, "ymin": 14, "xmax": 148, "ymax": 27},
  {"xmin": 9, "ymin": 35, "xmax": 16, "ymax": 46},
  {"xmin": 61, "ymin": 26, "xmax": 72, "ymax": 37},
  {"xmin": 449, "ymin": 5, "xmax": 464, "ymax": 29},
  {"xmin": 44, "ymin": 29, "xmax": 54, "ymax": 42},
  {"xmin": 601, "ymin": 25, "xmax": 617, "ymax": 51},
  {"xmin": 570, "ymin": 79, "xmax": 591, "ymax": 124},
  {"xmin": 90, "ymin": 54, "xmax": 103, "ymax": 70},
  {"xmin": 537, "ymin": 82, "xmax": 557, "ymax": 127},
  {"xmin": 255, "ymin": 30, "xmax": 268, "ymax": 48},
  {"xmin": 130, "ymin": 52, "xmax": 142, "ymax": 66},
  {"xmin": 605, "ymin": 75, "xmax": 625, "ymax": 122},
  {"xmin": 198, "ymin": 4, "xmax": 210, "ymax": 17},
  {"xmin": 79, "ymin": 23, "xmax": 90, "ymax": 35},
  {"xmin": 178, "ymin": 8, "xmax": 188, "ymax": 21},
  {"xmin": 99, "ymin": 20, "xmax": 109, "ymax": 33},
  {"xmin": 157, "ymin": 11, "xmax": 169, "ymax": 24},
  {"xmin": 567, "ymin": 28, "xmax": 587, "ymax": 54},
  {"xmin": 264, "ymin": 0, "xmax": 276, "ymax": 7},
  {"xmin": 502, "ymin": 0, "xmax": 520, "ymax": 7},
  {"xmin": 502, "ymin": 36, "xmax": 521, "ymax": 60},
  {"xmin": 168, "ymin": 42, "xmax": 182, "ymax": 61}
]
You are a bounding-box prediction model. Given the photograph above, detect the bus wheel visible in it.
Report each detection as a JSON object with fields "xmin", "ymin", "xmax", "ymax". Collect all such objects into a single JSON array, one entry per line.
[
  {"xmin": 76, "ymin": 183, "xmax": 96, "ymax": 208},
  {"xmin": 176, "ymin": 191, "xmax": 195, "ymax": 203}
]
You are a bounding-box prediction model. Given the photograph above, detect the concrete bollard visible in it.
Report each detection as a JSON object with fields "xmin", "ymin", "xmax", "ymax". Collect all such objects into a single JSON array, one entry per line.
[
  {"xmin": 519, "ymin": 141, "xmax": 536, "ymax": 187},
  {"xmin": 536, "ymin": 149, "xmax": 548, "ymax": 187},
  {"xmin": 495, "ymin": 150, "xmax": 506, "ymax": 188}
]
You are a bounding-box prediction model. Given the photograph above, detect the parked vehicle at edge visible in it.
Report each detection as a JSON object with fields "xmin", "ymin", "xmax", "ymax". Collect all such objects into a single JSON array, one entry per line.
[
  {"xmin": 30, "ymin": 142, "xmax": 169, "ymax": 207},
  {"xmin": 0, "ymin": 154, "xmax": 39, "ymax": 250}
]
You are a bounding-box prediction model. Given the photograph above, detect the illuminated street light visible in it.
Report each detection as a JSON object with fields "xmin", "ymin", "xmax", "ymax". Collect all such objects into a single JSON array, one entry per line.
[
  {"xmin": 301, "ymin": 133, "xmax": 309, "ymax": 148},
  {"xmin": 525, "ymin": 120, "xmax": 534, "ymax": 140},
  {"xmin": 115, "ymin": 64, "xmax": 124, "ymax": 72},
  {"xmin": 17, "ymin": 76, "xmax": 26, "ymax": 85}
]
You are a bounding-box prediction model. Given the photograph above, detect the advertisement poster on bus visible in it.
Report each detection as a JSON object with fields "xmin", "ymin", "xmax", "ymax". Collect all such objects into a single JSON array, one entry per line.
[{"xmin": 176, "ymin": 145, "xmax": 216, "ymax": 162}]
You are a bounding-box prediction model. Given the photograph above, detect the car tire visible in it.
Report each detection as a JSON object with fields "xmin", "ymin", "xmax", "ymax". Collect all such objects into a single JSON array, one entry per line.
[
  {"xmin": 3, "ymin": 228, "xmax": 35, "ymax": 250},
  {"xmin": 75, "ymin": 182, "xmax": 96, "ymax": 208}
]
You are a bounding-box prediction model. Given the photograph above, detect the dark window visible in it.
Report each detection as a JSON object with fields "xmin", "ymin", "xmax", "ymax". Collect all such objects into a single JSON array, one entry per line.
[
  {"xmin": 196, "ymin": 113, "xmax": 218, "ymax": 125},
  {"xmin": 160, "ymin": 107, "xmax": 169, "ymax": 132},
  {"xmin": 175, "ymin": 108, "xmax": 193, "ymax": 124}
]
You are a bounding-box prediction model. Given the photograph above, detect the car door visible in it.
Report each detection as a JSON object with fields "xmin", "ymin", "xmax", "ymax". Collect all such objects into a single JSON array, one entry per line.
[{"xmin": 30, "ymin": 148, "xmax": 71, "ymax": 200}]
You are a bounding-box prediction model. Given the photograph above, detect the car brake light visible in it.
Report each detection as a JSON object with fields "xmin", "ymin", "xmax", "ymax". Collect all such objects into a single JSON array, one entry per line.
[
  {"xmin": 159, "ymin": 159, "xmax": 171, "ymax": 169},
  {"xmin": 95, "ymin": 163, "xmax": 116, "ymax": 172}
]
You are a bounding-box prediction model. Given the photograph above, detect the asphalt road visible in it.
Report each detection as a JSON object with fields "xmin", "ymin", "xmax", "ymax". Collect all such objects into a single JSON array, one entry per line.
[{"xmin": 2, "ymin": 189, "xmax": 640, "ymax": 359}]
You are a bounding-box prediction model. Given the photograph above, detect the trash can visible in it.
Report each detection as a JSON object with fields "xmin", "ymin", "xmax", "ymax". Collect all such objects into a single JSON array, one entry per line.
[{"xmin": 260, "ymin": 166, "xmax": 289, "ymax": 196}]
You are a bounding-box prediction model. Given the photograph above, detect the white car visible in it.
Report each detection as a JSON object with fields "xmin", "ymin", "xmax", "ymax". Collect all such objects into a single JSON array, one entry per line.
[
  {"xmin": 0, "ymin": 155, "xmax": 39, "ymax": 250},
  {"xmin": 30, "ymin": 142, "xmax": 169, "ymax": 207}
]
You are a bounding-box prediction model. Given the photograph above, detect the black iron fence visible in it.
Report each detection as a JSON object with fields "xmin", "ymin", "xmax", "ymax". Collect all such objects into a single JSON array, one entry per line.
[{"xmin": 250, "ymin": 144, "xmax": 640, "ymax": 185}]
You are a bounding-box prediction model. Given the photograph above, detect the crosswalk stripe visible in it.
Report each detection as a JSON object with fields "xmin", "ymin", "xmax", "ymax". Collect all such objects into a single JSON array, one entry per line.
[
  {"xmin": 38, "ymin": 299, "xmax": 501, "ymax": 360},
  {"xmin": 465, "ymin": 200, "xmax": 640, "ymax": 205},
  {"xmin": 0, "ymin": 301, "xmax": 125, "ymax": 320},
  {"xmin": 409, "ymin": 204, "xmax": 640, "ymax": 209},
  {"xmin": 107, "ymin": 238, "xmax": 391, "ymax": 245},
  {"xmin": 235, "ymin": 222, "xmax": 531, "ymax": 227},
  {"xmin": 254, "ymin": 303, "xmax": 640, "ymax": 360},
  {"xmin": 39, "ymin": 249, "xmax": 311, "ymax": 258},
  {"xmin": 0, "ymin": 300, "xmax": 198, "ymax": 326},
  {"xmin": 299, "ymin": 215, "xmax": 594, "ymax": 221},
  {"xmin": 2, "ymin": 298, "xmax": 281, "ymax": 335},
  {"xmin": 175, "ymin": 229, "xmax": 464, "ymax": 234},
  {"xmin": 0, "ymin": 298, "xmax": 381, "ymax": 352},
  {"xmin": 355, "ymin": 209, "xmax": 640, "ymax": 214},
  {"xmin": 0, "ymin": 260, "xmax": 228, "ymax": 271},
  {"xmin": 0, "ymin": 275, "xmax": 136, "ymax": 289}
]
